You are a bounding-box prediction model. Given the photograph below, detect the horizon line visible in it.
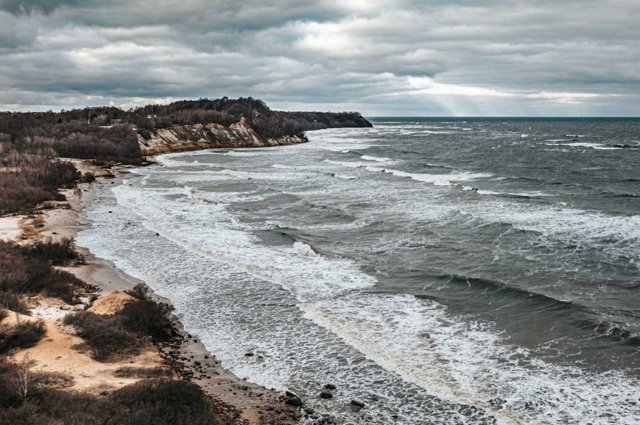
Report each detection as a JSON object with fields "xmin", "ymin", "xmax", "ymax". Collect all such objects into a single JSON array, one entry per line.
[{"xmin": 366, "ymin": 115, "xmax": 640, "ymax": 119}]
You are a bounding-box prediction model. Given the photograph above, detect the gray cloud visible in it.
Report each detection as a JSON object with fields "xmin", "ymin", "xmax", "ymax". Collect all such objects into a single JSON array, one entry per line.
[
  {"xmin": 0, "ymin": 0, "xmax": 98, "ymax": 14},
  {"xmin": 0, "ymin": 0, "xmax": 638, "ymax": 115}
]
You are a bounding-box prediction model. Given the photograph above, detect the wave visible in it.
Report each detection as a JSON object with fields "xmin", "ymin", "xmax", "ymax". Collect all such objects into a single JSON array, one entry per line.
[
  {"xmin": 155, "ymin": 152, "xmax": 207, "ymax": 167},
  {"xmin": 81, "ymin": 199, "xmax": 492, "ymax": 424},
  {"xmin": 326, "ymin": 159, "xmax": 557, "ymax": 199},
  {"xmin": 612, "ymin": 143, "xmax": 640, "ymax": 149},
  {"xmin": 603, "ymin": 191, "xmax": 639, "ymax": 199},
  {"xmin": 182, "ymin": 185, "xmax": 222, "ymax": 204},
  {"xmin": 292, "ymin": 241, "xmax": 320, "ymax": 257},
  {"xmin": 466, "ymin": 200, "xmax": 640, "ymax": 250},
  {"xmin": 306, "ymin": 293, "xmax": 640, "ymax": 424},
  {"xmin": 551, "ymin": 142, "xmax": 622, "ymax": 150},
  {"xmin": 432, "ymin": 273, "xmax": 585, "ymax": 310},
  {"xmin": 433, "ymin": 273, "xmax": 640, "ymax": 347},
  {"xmin": 361, "ymin": 155, "xmax": 393, "ymax": 162},
  {"xmin": 423, "ymin": 129, "xmax": 457, "ymax": 134},
  {"xmin": 574, "ymin": 318, "xmax": 640, "ymax": 346},
  {"xmin": 378, "ymin": 168, "xmax": 493, "ymax": 187},
  {"xmin": 225, "ymin": 150, "xmax": 269, "ymax": 157},
  {"xmin": 111, "ymin": 184, "xmax": 375, "ymax": 301},
  {"xmin": 329, "ymin": 173, "xmax": 357, "ymax": 180},
  {"xmin": 324, "ymin": 159, "xmax": 372, "ymax": 169},
  {"xmin": 474, "ymin": 189, "xmax": 550, "ymax": 199}
]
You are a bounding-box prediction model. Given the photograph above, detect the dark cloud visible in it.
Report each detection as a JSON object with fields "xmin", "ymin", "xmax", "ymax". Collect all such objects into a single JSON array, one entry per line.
[
  {"xmin": 0, "ymin": 0, "xmax": 638, "ymax": 115},
  {"xmin": 0, "ymin": 0, "xmax": 96, "ymax": 14}
]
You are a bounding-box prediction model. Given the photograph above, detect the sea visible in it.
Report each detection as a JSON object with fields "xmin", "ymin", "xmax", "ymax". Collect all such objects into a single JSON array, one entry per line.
[{"xmin": 77, "ymin": 118, "xmax": 640, "ymax": 424}]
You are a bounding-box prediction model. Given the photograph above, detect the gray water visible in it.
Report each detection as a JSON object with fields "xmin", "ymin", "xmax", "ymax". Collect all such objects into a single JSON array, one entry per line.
[{"xmin": 78, "ymin": 119, "xmax": 640, "ymax": 424}]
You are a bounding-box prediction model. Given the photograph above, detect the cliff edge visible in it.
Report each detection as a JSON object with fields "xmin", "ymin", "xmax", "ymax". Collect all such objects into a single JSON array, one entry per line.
[
  {"xmin": 137, "ymin": 118, "xmax": 307, "ymax": 156},
  {"xmin": 0, "ymin": 97, "xmax": 372, "ymax": 163},
  {"xmin": 135, "ymin": 100, "xmax": 373, "ymax": 156}
]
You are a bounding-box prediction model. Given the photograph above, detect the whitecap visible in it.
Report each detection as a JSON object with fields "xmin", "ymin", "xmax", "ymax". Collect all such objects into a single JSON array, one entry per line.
[{"xmin": 361, "ymin": 155, "xmax": 393, "ymax": 163}]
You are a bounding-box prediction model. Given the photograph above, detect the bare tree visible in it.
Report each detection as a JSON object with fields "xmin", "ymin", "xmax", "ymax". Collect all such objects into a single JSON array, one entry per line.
[{"xmin": 10, "ymin": 355, "xmax": 34, "ymax": 403}]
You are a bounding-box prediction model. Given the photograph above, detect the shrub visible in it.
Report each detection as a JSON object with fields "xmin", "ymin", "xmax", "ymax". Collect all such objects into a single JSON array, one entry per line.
[
  {"xmin": 38, "ymin": 269, "xmax": 87, "ymax": 303},
  {"xmin": 0, "ymin": 321, "xmax": 46, "ymax": 354},
  {"xmin": 0, "ymin": 309, "xmax": 7, "ymax": 322},
  {"xmin": 21, "ymin": 238, "xmax": 82, "ymax": 266},
  {"xmin": 81, "ymin": 171, "xmax": 95, "ymax": 182},
  {"xmin": 63, "ymin": 312, "xmax": 141, "ymax": 361},
  {"xmin": 0, "ymin": 360, "xmax": 25, "ymax": 408},
  {"xmin": 112, "ymin": 367, "xmax": 172, "ymax": 379},
  {"xmin": 105, "ymin": 379, "xmax": 219, "ymax": 425},
  {"xmin": 126, "ymin": 282, "xmax": 153, "ymax": 300},
  {"xmin": 0, "ymin": 379, "xmax": 220, "ymax": 425},
  {"xmin": 2, "ymin": 387, "xmax": 101, "ymax": 424},
  {"xmin": 30, "ymin": 371, "xmax": 74, "ymax": 390},
  {"xmin": 63, "ymin": 295, "xmax": 175, "ymax": 361},
  {"xmin": 0, "ymin": 241, "xmax": 91, "ymax": 303},
  {"xmin": 119, "ymin": 300, "xmax": 174, "ymax": 341},
  {"xmin": 0, "ymin": 155, "xmax": 78, "ymax": 215},
  {"xmin": 0, "ymin": 292, "xmax": 29, "ymax": 314},
  {"xmin": 0, "ymin": 172, "xmax": 51, "ymax": 215}
]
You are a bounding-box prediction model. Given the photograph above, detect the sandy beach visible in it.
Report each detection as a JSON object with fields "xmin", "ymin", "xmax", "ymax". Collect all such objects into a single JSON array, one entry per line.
[
  {"xmin": 2, "ymin": 159, "xmax": 305, "ymax": 425},
  {"xmin": 0, "ymin": 216, "xmax": 21, "ymax": 242}
]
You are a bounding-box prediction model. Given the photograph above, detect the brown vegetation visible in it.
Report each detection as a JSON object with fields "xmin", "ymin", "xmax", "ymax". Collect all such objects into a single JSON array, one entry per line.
[
  {"xmin": 112, "ymin": 367, "xmax": 172, "ymax": 379},
  {"xmin": 0, "ymin": 240, "xmax": 91, "ymax": 303},
  {"xmin": 0, "ymin": 362, "xmax": 220, "ymax": 425},
  {"xmin": 0, "ymin": 152, "xmax": 78, "ymax": 215},
  {"xmin": 23, "ymin": 237, "xmax": 83, "ymax": 265},
  {"xmin": 0, "ymin": 320, "xmax": 46, "ymax": 354},
  {"xmin": 0, "ymin": 292, "xmax": 29, "ymax": 315},
  {"xmin": 63, "ymin": 295, "xmax": 174, "ymax": 361}
]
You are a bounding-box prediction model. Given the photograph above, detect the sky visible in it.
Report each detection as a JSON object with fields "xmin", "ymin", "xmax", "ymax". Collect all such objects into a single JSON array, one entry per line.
[{"xmin": 0, "ymin": 0, "xmax": 639, "ymax": 116}]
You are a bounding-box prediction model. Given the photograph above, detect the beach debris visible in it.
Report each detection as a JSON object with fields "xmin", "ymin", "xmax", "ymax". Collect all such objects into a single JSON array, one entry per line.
[
  {"xmin": 350, "ymin": 399, "xmax": 365, "ymax": 408},
  {"xmin": 283, "ymin": 390, "xmax": 304, "ymax": 406}
]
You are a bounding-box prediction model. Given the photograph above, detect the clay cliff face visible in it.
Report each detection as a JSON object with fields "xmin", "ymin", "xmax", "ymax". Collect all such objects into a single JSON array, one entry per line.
[{"xmin": 137, "ymin": 118, "xmax": 308, "ymax": 156}]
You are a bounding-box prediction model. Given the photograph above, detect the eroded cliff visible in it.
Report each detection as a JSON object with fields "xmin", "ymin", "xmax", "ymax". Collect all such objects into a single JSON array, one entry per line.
[{"xmin": 137, "ymin": 118, "xmax": 307, "ymax": 156}]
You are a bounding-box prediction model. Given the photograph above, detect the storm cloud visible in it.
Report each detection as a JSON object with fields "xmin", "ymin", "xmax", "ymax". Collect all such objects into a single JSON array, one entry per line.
[{"xmin": 0, "ymin": 0, "xmax": 638, "ymax": 115}]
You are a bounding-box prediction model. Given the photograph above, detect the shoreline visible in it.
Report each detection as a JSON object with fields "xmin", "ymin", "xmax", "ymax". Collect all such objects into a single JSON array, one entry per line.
[{"xmin": 6, "ymin": 159, "xmax": 306, "ymax": 425}]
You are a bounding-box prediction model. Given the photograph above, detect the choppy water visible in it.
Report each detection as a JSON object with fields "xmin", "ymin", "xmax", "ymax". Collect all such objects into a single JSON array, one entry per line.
[{"xmin": 78, "ymin": 118, "xmax": 640, "ymax": 424}]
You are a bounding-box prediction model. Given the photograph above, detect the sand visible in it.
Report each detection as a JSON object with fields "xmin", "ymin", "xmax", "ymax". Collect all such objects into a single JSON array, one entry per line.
[
  {"xmin": 87, "ymin": 291, "xmax": 137, "ymax": 315},
  {"xmin": 0, "ymin": 216, "xmax": 22, "ymax": 242},
  {"xmin": 9, "ymin": 316, "xmax": 168, "ymax": 394}
]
